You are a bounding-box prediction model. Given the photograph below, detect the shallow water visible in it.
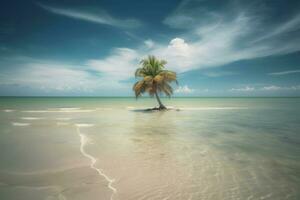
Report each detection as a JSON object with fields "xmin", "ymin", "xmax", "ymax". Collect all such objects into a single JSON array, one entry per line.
[{"xmin": 0, "ymin": 97, "xmax": 299, "ymax": 200}]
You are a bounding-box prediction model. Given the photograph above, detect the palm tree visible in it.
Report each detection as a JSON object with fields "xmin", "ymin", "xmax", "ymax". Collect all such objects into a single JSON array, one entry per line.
[{"xmin": 133, "ymin": 55, "xmax": 178, "ymax": 110}]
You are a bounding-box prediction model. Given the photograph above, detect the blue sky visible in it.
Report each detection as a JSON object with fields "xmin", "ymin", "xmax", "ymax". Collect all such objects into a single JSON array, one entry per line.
[{"xmin": 0, "ymin": 0, "xmax": 300, "ymax": 96}]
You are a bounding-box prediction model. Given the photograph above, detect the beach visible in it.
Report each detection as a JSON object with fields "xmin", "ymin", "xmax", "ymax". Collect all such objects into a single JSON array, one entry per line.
[{"xmin": 0, "ymin": 97, "xmax": 299, "ymax": 200}]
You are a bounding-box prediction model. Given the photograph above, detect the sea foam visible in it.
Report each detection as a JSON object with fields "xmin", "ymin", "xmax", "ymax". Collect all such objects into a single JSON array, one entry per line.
[
  {"xmin": 179, "ymin": 107, "xmax": 248, "ymax": 110},
  {"xmin": 23, "ymin": 109, "xmax": 96, "ymax": 113},
  {"xmin": 59, "ymin": 107, "xmax": 80, "ymax": 111},
  {"xmin": 3, "ymin": 109, "xmax": 15, "ymax": 112},
  {"xmin": 76, "ymin": 125, "xmax": 116, "ymax": 200},
  {"xmin": 12, "ymin": 122, "xmax": 30, "ymax": 126},
  {"xmin": 21, "ymin": 117, "xmax": 43, "ymax": 120},
  {"xmin": 75, "ymin": 123, "xmax": 95, "ymax": 128}
]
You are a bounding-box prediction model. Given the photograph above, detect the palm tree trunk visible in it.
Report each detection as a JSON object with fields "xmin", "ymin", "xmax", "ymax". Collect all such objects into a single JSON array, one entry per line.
[{"xmin": 155, "ymin": 91, "xmax": 166, "ymax": 110}]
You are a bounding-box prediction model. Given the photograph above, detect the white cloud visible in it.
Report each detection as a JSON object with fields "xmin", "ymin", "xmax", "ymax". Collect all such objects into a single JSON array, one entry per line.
[
  {"xmin": 0, "ymin": 57, "xmax": 132, "ymax": 94},
  {"xmin": 261, "ymin": 85, "xmax": 281, "ymax": 91},
  {"xmin": 175, "ymin": 85, "xmax": 194, "ymax": 94},
  {"xmin": 32, "ymin": 1, "xmax": 300, "ymax": 92},
  {"xmin": 290, "ymin": 86, "xmax": 300, "ymax": 90},
  {"xmin": 261, "ymin": 85, "xmax": 300, "ymax": 91},
  {"xmin": 150, "ymin": 38, "xmax": 194, "ymax": 72},
  {"xmin": 148, "ymin": 14, "xmax": 297, "ymax": 73},
  {"xmin": 269, "ymin": 70, "xmax": 300, "ymax": 76},
  {"xmin": 252, "ymin": 13, "xmax": 300, "ymax": 43},
  {"xmin": 0, "ymin": 48, "xmax": 141, "ymax": 95},
  {"xmin": 3, "ymin": 54, "xmax": 300, "ymax": 96},
  {"xmin": 201, "ymin": 71, "xmax": 237, "ymax": 77},
  {"xmin": 229, "ymin": 85, "xmax": 300, "ymax": 93},
  {"xmin": 38, "ymin": 3, "xmax": 141, "ymax": 28},
  {"xmin": 1, "ymin": 63, "xmax": 93, "ymax": 92},
  {"xmin": 144, "ymin": 39, "xmax": 155, "ymax": 48},
  {"xmin": 152, "ymin": 2, "xmax": 300, "ymax": 73},
  {"xmin": 87, "ymin": 48, "xmax": 139, "ymax": 81},
  {"xmin": 230, "ymin": 86, "xmax": 255, "ymax": 92},
  {"xmin": 3, "ymin": 1, "xmax": 300, "ymax": 96},
  {"xmin": 168, "ymin": 38, "xmax": 190, "ymax": 54}
]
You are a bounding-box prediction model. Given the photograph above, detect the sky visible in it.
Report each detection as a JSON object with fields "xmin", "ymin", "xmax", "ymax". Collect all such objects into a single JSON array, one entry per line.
[{"xmin": 0, "ymin": 0, "xmax": 300, "ymax": 96}]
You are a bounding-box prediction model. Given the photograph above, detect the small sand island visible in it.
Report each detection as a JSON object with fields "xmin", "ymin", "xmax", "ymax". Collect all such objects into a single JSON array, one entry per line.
[{"xmin": 133, "ymin": 55, "xmax": 178, "ymax": 111}]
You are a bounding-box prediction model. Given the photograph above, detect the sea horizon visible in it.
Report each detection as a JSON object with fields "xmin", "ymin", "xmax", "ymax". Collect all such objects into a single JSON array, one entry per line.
[{"xmin": 1, "ymin": 96, "xmax": 300, "ymax": 98}]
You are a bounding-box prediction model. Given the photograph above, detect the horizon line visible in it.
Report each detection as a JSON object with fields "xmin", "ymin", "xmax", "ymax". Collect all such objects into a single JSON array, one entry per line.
[{"xmin": 0, "ymin": 96, "xmax": 300, "ymax": 98}]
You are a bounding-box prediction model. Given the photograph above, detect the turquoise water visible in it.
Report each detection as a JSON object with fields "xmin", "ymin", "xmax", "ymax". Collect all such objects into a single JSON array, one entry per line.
[{"xmin": 0, "ymin": 97, "xmax": 299, "ymax": 199}]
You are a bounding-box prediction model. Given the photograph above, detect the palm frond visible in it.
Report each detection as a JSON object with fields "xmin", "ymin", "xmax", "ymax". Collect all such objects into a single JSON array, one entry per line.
[
  {"xmin": 134, "ymin": 55, "xmax": 178, "ymax": 99},
  {"xmin": 153, "ymin": 74, "xmax": 163, "ymax": 83},
  {"xmin": 159, "ymin": 70, "xmax": 177, "ymax": 83},
  {"xmin": 135, "ymin": 68, "xmax": 145, "ymax": 77},
  {"xmin": 160, "ymin": 82, "xmax": 173, "ymax": 97},
  {"xmin": 143, "ymin": 75, "xmax": 153, "ymax": 83},
  {"xmin": 133, "ymin": 80, "xmax": 146, "ymax": 98}
]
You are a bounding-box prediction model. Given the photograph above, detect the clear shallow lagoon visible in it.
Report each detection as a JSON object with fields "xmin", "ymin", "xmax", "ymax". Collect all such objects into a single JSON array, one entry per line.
[{"xmin": 0, "ymin": 97, "xmax": 299, "ymax": 200}]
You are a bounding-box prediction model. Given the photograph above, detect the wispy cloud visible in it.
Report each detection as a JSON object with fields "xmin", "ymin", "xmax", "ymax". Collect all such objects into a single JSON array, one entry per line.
[
  {"xmin": 261, "ymin": 85, "xmax": 300, "ymax": 91},
  {"xmin": 252, "ymin": 13, "xmax": 300, "ymax": 43},
  {"xmin": 87, "ymin": 48, "xmax": 139, "ymax": 81},
  {"xmin": 32, "ymin": 1, "xmax": 300, "ymax": 78},
  {"xmin": 2, "ymin": 54, "xmax": 300, "ymax": 96},
  {"xmin": 0, "ymin": 57, "xmax": 131, "ymax": 95},
  {"xmin": 144, "ymin": 39, "xmax": 155, "ymax": 48},
  {"xmin": 126, "ymin": 12, "xmax": 300, "ymax": 74},
  {"xmin": 201, "ymin": 71, "xmax": 237, "ymax": 77},
  {"xmin": 2, "ymin": 0, "xmax": 300, "ymax": 96},
  {"xmin": 175, "ymin": 85, "xmax": 194, "ymax": 94},
  {"xmin": 261, "ymin": 85, "xmax": 282, "ymax": 91},
  {"xmin": 153, "ymin": 0, "xmax": 300, "ymax": 72},
  {"xmin": 269, "ymin": 70, "xmax": 300, "ymax": 76},
  {"xmin": 230, "ymin": 86, "xmax": 255, "ymax": 92},
  {"xmin": 230, "ymin": 85, "xmax": 300, "ymax": 93},
  {"xmin": 37, "ymin": 3, "xmax": 141, "ymax": 28}
]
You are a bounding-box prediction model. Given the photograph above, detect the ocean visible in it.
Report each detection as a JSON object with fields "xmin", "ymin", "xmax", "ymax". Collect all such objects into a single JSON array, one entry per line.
[{"xmin": 0, "ymin": 97, "xmax": 299, "ymax": 200}]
